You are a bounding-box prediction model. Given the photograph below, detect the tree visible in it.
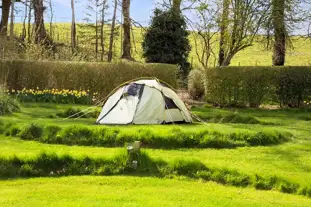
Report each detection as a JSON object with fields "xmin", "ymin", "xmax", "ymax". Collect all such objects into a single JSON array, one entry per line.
[
  {"xmin": 21, "ymin": 0, "xmax": 28, "ymax": 41},
  {"xmin": 172, "ymin": 0, "xmax": 181, "ymax": 14},
  {"xmin": 71, "ymin": 0, "xmax": 77, "ymax": 53},
  {"xmin": 121, "ymin": 0, "xmax": 134, "ymax": 60},
  {"xmin": 48, "ymin": 0, "xmax": 53, "ymax": 38},
  {"xmin": 192, "ymin": 1, "xmax": 219, "ymax": 68},
  {"xmin": 27, "ymin": 0, "xmax": 32, "ymax": 42},
  {"xmin": 0, "ymin": 0, "xmax": 11, "ymax": 36},
  {"xmin": 108, "ymin": 0, "xmax": 118, "ymax": 62},
  {"xmin": 9, "ymin": 0, "xmax": 15, "ymax": 38},
  {"xmin": 142, "ymin": 8, "xmax": 191, "ymax": 78},
  {"xmin": 99, "ymin": 0, "xmax": 108, "ymax": 61},
  {"xmin": 33, "ymin": 0, "xmax": 48, "ymax": 44},
  {"xmin": 217, "ymin": 0, "xmax": 270, "ymax": 66},
  {"xmin": 218, "ymin": 0, "xmax": 230, "ymax": 66},
  {"xmin": 272, "ymin": 0, "xmax": 286, "ymax": 66}
]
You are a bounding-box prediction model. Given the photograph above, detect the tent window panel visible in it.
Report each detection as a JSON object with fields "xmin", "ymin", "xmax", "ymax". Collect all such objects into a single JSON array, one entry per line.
[
  {"xmin": 164, "ymin": 96, "xmax": 179, "ymax": 109},
  {"xmin": 123, "ymin": 84, "xmax": 143, "ymax": 97}
]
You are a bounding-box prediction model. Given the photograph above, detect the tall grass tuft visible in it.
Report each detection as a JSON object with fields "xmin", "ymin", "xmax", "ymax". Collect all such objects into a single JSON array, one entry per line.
[{"xmin": 0, "ymin": 85, "xmax": 20, "ymax": 115}]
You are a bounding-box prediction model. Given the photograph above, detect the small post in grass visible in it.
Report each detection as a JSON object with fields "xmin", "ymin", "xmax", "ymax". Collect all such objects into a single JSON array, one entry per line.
[{"xmin": 127, "ymin": 141, "xmax": 141, "ymax": 169}]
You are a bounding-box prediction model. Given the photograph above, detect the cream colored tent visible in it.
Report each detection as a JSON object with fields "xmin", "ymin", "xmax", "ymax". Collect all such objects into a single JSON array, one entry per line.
[{"xmin": 96, "ymin": 79, "xmax": 192, "ymax": 124}]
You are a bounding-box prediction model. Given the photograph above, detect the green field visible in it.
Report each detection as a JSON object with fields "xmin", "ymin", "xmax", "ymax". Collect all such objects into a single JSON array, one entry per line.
[
  {"xmin": 1, "ymin": 102, "xmax": 311, "ymax": 205},
  {"xmin": 11, "ymin": 23, "xmax": 311, "ymax": 66}
]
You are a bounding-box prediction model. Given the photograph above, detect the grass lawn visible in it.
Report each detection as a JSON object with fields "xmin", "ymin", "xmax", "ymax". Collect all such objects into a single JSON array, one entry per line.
[
  {"xmin": 1, "ymin": 176, "xmax": 311, "ymax": 207},
  {"xmin": 1, "ymin": 102, "xmax": 311, "ymax": 205}
]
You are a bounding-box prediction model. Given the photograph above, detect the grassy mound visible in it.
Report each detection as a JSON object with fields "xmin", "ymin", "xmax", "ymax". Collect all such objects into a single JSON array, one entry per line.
[
  {"xmin": 4, "ymin": 123, "xmax": 292, "ymax": 149},
  {"xmin": 56, "ymin": 107, "xmax": 100, "ymax": 119},
  {"xmin": 0, "ymin": 151, "xmax": 310, "ymax": 198},
  {"xmin": 192, "ymin": 107, "xmax": 275, "ymax": 125},
  {"xmin": 209, "ymin": 113, "xmax": 261, "ymax": 124}
]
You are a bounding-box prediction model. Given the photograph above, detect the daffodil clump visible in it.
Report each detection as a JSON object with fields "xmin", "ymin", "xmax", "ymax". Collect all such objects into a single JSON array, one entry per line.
[
  {"xmin": 303, "ymin": 100, "xmax": 311, "ymax": 106},
  {"xmin": 6, "ymin": 88, "xmax": 98, "ymax": 104}
]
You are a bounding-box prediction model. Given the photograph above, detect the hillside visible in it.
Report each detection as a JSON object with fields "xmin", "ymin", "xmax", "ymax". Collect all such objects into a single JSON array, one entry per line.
[{"xmin": 12, "ymin": 23, "xmax": 311, "ymax": 67}]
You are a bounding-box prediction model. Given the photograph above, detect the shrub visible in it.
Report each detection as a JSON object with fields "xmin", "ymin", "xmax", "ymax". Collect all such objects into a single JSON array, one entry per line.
[
  {"xmin": 204, "ymin": 66, "xmax": 311, "ymax": 108},
  {"xmin": 277, "ymin": 67, "xmax": 311, "ymax": 108},
  {"xmin": 205, "ymin": 67, "xmax": 277, "ymax": 107},
  {"xmin": 0, "ymin": 60, "xmax": 177, "ymax": 99},
  {"xmin": 188, "ymin": 69, "xmax": 205, "ymax": 100},
  {"xmin": 142, "ymin": 8, "xmax": 191, "ymax": 80}
]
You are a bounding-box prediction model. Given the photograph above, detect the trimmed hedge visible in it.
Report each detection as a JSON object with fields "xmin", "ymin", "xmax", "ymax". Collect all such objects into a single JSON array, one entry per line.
[
  {"xmin": 0, "ymin": 151, "xmax": 310, "ymax": 198},
  {"xmin": 203, "ymin": 66, "xmax": 311, "ymax": 108},
  {"xmin": 6, "ymin": 123, "xmax": 291, "ymax": 149},
  {"xmin": 0, "ymin": 60, "xmax": 177, "ymax": 98}
]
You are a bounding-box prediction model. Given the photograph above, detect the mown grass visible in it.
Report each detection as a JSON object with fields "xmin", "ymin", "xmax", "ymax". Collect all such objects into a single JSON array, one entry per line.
[
  {"xmin": 1, "ymin": 103, "xmax": 311, "ymax": 202},
  {"xmin": 1, "ymin": 150, "xmax": 311, "ymax": 198},
  {"xmin": 0, "ymin": 103, "xmax": 293, "ymax": 149},
  {"xmin": 1, "ymin": 176, "xmax": 311, "ymax": 207}
]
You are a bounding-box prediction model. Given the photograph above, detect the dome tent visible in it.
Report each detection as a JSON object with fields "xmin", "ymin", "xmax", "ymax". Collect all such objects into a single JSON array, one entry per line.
[{"xmin": 96, "ymin": 78, "xmax": 192, "ymax": 124}]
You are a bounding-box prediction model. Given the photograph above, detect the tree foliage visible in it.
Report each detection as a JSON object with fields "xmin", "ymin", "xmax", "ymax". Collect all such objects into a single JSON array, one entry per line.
[{"xmin": 142, "ymin": 8, "xmax": 191, "ymax": 78}]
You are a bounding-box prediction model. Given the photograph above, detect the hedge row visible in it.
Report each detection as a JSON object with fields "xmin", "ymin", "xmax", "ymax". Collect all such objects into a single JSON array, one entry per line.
[
  {"xmin": 0, "ymin": 60, "xmax": 177, "ymax": 98},
  {"xmin": 0, "ymin": 151, "xmax": 310, "ymax": 197},
  {"xmin": 202, "ymin": 66, "xmax": 311, "ymax": 107},
  {"xmin": 3, "ymin": 123, "xmax": 291, "ymax": 149}
]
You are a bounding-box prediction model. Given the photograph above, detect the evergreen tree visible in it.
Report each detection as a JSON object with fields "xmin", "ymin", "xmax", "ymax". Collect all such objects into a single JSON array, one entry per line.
[{"xmin": 142, "ymin": 8, "xmax": 191, "ymax": 78}]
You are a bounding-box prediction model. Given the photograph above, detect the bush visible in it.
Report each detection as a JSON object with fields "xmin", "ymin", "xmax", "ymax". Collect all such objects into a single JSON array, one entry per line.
[
  {"xmin": 204, "ymin": 66, "xmax": 311, "ymax": 108},
  {"xmin": 0, "ymin": 60, "xmax": 177, "ymax": 99},
  {"xmin": 188, "ymin": 69, "xmax": 205, "ymax": 100},
  {"xmin": 142, "ymin": 8, "xmax": 191, "ymax": 80}
]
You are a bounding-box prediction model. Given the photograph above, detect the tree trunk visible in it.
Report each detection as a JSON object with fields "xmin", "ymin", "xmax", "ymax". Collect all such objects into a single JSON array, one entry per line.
[
  {"xmin": 0, "ymin": 0, "xmax": 11, "ymax": 36},
  {"xmin": 33, "ymin": 0, "xmax": 47, "ymax": 44},
  {"xmin": 218, "ymin": 0, "xmax": 230, "ymax": 66},
  {"xmin": 21, "ymin": 0, "xmax": 28, "ymax": 41},
  {"xmin": 95, "ymin": 3, "xmax": 98, "ymax": 60},
  {"xmin": 108, "ymin": 0, "xmax": 117, "ymax": 62},
  {"xmin": 27, "ymin": 0, "xmax": 32, "ymax": 42},
  {"xmin": 272, "ymin": 0, "xmax": 286, "ymax": 66},
  {"xmin": 172, "ymin": 0, "xmax": 181, "ymax": 14},
  {"xmin": 100, "ymin": 2, "xmax": 105, "ymax": 61},
  {"xmin": 121, "ymin": 0, "xmax": 134, "ymax": 60},
  {"xmin": 9, "ymin": 0, "xmax": 14, "ymax": 38},
  {"xmin": 49, "ymin": 0, "xmax": 53, "ymax": 38},
  {"xmin": 71, "ymin": 0, "xmax": 76, "ymax": 53}
]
